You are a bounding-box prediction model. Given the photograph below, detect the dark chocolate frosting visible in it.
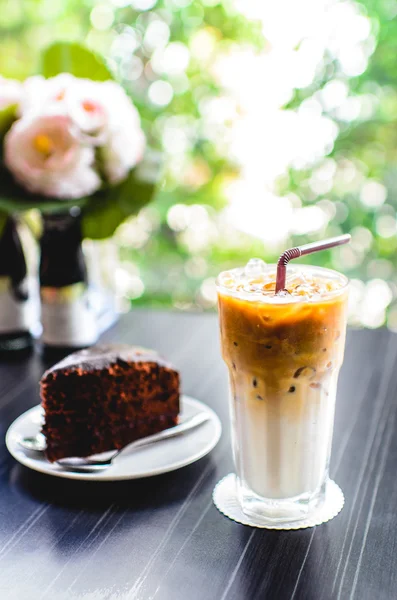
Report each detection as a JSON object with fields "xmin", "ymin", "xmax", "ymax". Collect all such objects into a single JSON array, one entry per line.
[{"xmin": 42, "ymin": 344, "xmax": 174, "ymax": 378}]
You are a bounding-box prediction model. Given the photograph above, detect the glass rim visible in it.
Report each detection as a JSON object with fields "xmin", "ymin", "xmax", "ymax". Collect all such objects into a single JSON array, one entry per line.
[{"xmin": 216, "ymin": 263, "xmax": 349, "ymax": 305}]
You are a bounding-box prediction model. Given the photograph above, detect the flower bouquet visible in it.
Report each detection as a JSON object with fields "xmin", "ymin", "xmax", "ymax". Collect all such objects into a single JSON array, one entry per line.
[{"xmin": 0, "ymin": 42, "xmax": 159, "ymax": 350}]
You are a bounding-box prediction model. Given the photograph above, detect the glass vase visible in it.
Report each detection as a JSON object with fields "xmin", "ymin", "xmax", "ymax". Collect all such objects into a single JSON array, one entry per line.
[
  {"xmin": 39, "ymin": 210, "xmax": 98, "ymax": 349},
  {"xmin": 0, "ymin": 215, "xmax": 35, "ymax": 352}
]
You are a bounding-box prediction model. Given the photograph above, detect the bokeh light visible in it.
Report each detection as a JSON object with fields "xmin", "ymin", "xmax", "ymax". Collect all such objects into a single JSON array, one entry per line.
[
  {"xmin": 90, "ymin": 5, "xmax": 114, "ymax": 30},
  {"xmin": 1, "ymin": 0, "xmax": 397, "ymax": 326},
  {"xmin": 148, "ymin": 80, "xmax": 173, "ymax": 105}
]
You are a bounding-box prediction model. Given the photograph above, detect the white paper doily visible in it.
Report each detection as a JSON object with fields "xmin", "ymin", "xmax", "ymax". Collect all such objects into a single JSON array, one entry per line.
[{"xmin": 213, "ymin": 474, "xmax": 344, "ymax": 530}]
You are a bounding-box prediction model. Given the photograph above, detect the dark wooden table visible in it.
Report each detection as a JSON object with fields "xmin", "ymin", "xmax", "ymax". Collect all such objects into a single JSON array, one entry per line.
[{"xmin": 0, "ymin": 310, "xmax": 396, "ymax": 600}]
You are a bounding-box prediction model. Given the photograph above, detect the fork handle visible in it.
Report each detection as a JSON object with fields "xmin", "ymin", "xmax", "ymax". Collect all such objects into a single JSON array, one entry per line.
[
  {"xmin": 116, "ymin": 412, "xmax": 211, "ymax": 458},
  {"xmin": 57, "ymin": 412, "xmax": 212, "ymax": 470}
]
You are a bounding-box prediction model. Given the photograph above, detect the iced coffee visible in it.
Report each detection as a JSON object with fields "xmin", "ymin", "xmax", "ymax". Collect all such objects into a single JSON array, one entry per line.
[{"xmin": 217, "ymin": 259, "xmax": 349, "ymax": 525}]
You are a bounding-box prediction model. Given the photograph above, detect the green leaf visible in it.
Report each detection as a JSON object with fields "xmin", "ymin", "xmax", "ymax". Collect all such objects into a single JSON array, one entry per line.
[
  {"xmin": 40, "ymin": 42, "xmax": 114, "ymax": 82},
  {"xmin": 0, "ymin": 210, "xmax": 7, "ymax": 237},
  {"xmin": 0, "ymin": 103, "xmax": 17, "ymax": 135},
  {"xmin": 82, "ymin": 160, "xmax": 161, "ymax": 240},
  {"xmin": 0, "ymin": 104, "xmax": 18, "ymax": 163}
]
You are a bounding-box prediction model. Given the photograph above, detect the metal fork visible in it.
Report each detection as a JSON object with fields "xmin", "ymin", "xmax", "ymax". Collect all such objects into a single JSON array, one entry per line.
[{"xmin": 19, "ymin": 412, "xmax": 211, "ymax": 473}]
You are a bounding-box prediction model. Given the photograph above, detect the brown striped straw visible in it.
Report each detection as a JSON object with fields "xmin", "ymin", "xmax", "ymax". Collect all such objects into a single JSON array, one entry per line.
[{"xmin": 275, "ymin": 234, "xmax": 351, "ymax": 294}]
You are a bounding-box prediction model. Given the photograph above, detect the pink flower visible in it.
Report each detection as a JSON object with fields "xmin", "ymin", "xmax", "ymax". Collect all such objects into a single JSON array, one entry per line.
[
  {"xmin": 0, "ymin": 76, "xmax": 22, "ymax": 111},
  {"xmin": 4, "ymin": 114, "xmax": 101, "ymax": 199}
]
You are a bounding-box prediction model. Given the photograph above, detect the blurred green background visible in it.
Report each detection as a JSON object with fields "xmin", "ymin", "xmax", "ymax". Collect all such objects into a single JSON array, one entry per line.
[{"xmin": 1, "ymin": 0, "xmax": 396, "ymax": 328}]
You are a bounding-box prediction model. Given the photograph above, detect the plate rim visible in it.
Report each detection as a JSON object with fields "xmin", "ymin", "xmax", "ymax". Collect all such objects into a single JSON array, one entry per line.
[{"xmin": 5, "ymin": 395, "xmax": 222, "ymax": 482}]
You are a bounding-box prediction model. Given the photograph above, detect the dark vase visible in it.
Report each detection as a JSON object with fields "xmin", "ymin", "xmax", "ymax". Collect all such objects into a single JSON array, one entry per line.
[
  {"xmin": 0, "ymin": 216, "xmax": 34, "ymax": 352},
  {"xmin": 39, "ymin": 210, "xmax": 98, "ymax": 350}
]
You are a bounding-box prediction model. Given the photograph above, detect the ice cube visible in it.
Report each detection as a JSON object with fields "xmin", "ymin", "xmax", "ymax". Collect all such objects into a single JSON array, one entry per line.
[
  {"xmin": 286, "ymin": 269, "xmax": 308, "ymax": 287},
  {"xmin": 276, "ymin": 289, "xmax": 290, "ymax": 297},
  {"xmin": 244, "ymin": 258, "xmax": 266, "ymax": 277}
]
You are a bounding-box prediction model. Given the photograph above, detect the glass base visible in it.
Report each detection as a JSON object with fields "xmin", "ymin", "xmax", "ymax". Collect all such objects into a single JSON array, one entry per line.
[
  {"xmin": 213, "ymin": 474, "xmax": 344, "ymax": 529},
  {"xmin": 238, "ymin": 479, "xmax": 327, "ymax": 527}
]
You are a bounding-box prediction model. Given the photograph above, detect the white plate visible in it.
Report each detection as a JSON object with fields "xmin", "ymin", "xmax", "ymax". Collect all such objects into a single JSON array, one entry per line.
[{"xmin": 5, "ymin": 395, "xmax": 222, "ymax": 481}]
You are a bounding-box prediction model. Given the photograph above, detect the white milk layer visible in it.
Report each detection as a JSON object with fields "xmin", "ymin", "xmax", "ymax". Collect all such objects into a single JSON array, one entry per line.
[{"xmin": 230, "ymin": 371, "xmax": 338, "ymax": 499}]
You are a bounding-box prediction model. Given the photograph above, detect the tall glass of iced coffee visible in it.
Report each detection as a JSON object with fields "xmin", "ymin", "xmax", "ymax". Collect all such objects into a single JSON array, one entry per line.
[{"xmin": 217, "ymin": 259, "xmax": 349, "ymax": 526}]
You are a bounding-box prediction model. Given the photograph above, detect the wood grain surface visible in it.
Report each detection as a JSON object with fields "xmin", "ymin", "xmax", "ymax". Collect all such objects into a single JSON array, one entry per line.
[{"xmin": 0, "ymin": 310, "xmax": 396, "ymax": 600}]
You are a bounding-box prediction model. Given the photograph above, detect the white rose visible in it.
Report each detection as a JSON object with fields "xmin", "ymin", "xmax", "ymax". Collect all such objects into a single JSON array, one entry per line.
[
  {"xmin": 22, "ymin": 76, "xmax": 107, "ymax": 135},
  {"xmin": 60, "ymin": 79, "xmax": 146, "ymax": 181},
  {"xmin": 0, "ymin": 76, "xmax": 22, "ymax": 111},
  {"xmin": 19, "ymin": 75, "xmax": 146, "ymax": 185},
  {"xmin": 99, "ymin": 82, "xmax": 146, "ymax": 184},
  {"xmin": 20, "ymin": 74, "xmax": 74, "ymax": 117},
  {"xmin": 4, "ymin": 113, "xmax": 101, "ymax": 199},
  {"xmin": 66, "ymin": 79, "xmax": 108, "ymax": 136}
]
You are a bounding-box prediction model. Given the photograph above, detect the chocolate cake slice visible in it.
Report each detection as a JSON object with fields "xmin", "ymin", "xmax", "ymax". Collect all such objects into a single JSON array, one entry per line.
[{"xmin": 40, "ymin": 344, "xmax": 180, "ymax": 462}]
